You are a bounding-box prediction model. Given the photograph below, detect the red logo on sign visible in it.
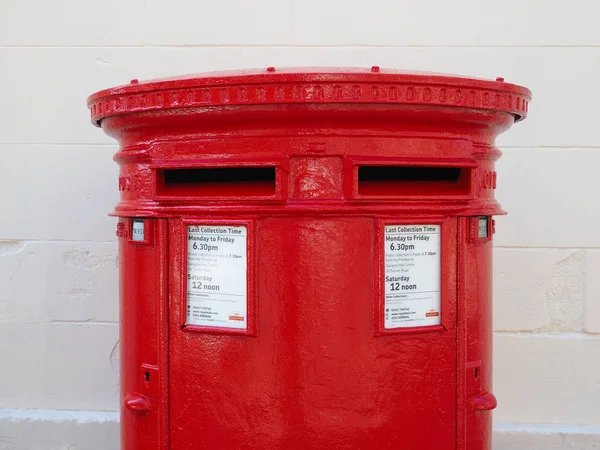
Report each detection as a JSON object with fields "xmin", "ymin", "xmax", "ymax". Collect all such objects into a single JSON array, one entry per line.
[{"xmin": 229, "ymin": 316, "xmax": 245, "ymax": 321}]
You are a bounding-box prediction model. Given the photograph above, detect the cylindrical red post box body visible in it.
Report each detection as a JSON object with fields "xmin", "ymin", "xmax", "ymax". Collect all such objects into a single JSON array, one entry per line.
[{"xmin": 88, "ymin": 68, "xmax": 530, "ymax": 450}]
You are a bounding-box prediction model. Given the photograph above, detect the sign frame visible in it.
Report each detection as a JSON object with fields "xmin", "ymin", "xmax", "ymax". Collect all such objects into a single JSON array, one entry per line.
[
  {"xmin": 177, "ymin": 218, "xmax": 257, "ymax": 337},
  {"xmin": 374, "ymin": 216, "xmax": 453, "ymax": 336}
]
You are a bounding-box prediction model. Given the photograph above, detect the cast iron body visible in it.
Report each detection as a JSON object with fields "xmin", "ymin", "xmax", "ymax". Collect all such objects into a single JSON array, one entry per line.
[{"xmin": 88, "ymin": 67, "xmax": 530, "ymax": 450}]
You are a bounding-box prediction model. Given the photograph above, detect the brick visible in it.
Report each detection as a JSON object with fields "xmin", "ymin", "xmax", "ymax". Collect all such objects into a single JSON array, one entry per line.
[
  {"xmin": 1, "ymin": 0, "xmax": 596, "ymax": 47},
  {"xmin": 290, "ymin": 0, "xmax": 599, "ymax": 47},
  {"xmin": 0, "ymin": 323, "xmax": 119, "ymax": 411},
  {"xmin": 0, "ymin": 0, "xmax": 291, "ymax": 46},
  {"xmin": 493, "ymin": 249, "xmax": 585, "ymax": 332},
  {"xmin": 0, "ymin": 241, "xmax": 118, "ymax": 324},
  {"xmin": 0, "ymin": 47, "xmax": 598, "ymax": 147},
  {"xmin": 495, "ymin": 149, "xmax": 600, "ymax": 248},
  {"xmin": 0, "ymin": 144, "xmax": 119, "ymax": 241},
  {"xmin": 494, "ymin": 334, "xmax": 600, "ymax": 426},
  {"xmin": 585, "ymin": 251, "xmax": 600, "ymax": 333}
]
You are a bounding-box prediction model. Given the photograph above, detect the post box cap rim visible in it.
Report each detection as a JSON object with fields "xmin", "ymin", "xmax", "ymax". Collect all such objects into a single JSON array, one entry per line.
[{"xmin": 87, "ymin": 67, "xmax": 531, "ymax": 126}]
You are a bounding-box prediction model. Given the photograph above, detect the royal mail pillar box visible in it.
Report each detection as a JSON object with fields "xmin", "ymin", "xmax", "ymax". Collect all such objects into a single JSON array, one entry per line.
[{"xmin": 88, "ymin": 68, "xmax": 530, "ymax": 450}]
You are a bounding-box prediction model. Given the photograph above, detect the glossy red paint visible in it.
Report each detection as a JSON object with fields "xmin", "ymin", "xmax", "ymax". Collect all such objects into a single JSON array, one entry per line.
[{"xmin": 88, "ymin": 68, "xmax": 530, "ymax": 450}]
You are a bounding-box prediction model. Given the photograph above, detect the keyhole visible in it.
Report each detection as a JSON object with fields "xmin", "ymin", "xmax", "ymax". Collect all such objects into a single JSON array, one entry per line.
[
  {"xmin": 474, "ymin": 367, "xmax": 479, "ymax": 379},
  {"xmin": 144, "ymin": 371, "xmax": 151, "ymax": 384}
]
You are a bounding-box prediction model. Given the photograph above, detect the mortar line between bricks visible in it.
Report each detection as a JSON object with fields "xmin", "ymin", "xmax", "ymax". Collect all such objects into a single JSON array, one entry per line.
[
  {"xmin": 0, "ymin": 409, "xmax": 120, "ymax": 421},
  {"xmin": 493, "ymin": 423, "xmax": 600, "ymax": 435},
  {"xmin": 500, "ymin": 146, "xmax": 600, "ymax": 149},
  {"xmin": 0, "ymin": 143, "xmax": 117, "ymax": 147},
  {"xmin": 493, "ymin": 332, "xmax": 600, "ymax": 338},
  {"xmin": 493, "ymin": 246, "xmax": 600, "ymax": 250},
  {"xmin": 2, "ymin": 44, "xmax": 600, "ymax": 49},
  {"xmin": 0, "ymin": 239, "xmax": 117, "ymax": 244},
  {"xmin": 49, "ymin": 321, "xmax": 119, "ymax": 325},
  {"xmin": 1, "ymin": 321, "xmax": 118, "ymax": 326}
]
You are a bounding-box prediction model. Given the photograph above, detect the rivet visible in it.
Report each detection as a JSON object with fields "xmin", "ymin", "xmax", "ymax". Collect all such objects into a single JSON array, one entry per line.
[
  {"xmin": 130, "ymin": 79, "xmax": 139, "ymax": 84},
  {"xmin": 267, "ymin": 67, "xmax": 276, "ymax": 72},
  {"xmin": 371, "ymin": 66, "xmax": 380, "ymax": 73},
  {"xmin": 496, "ymin": 77, "xmax": 505, "ymax": 82}
]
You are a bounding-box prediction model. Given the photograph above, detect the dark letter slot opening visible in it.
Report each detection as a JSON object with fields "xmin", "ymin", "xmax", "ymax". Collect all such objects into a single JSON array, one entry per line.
[
  {"xmin": 157, "ymin": 167, "xmax": 277, "ymax": 197},
  {"xmin": 357, "ymin": 165, "xmax": 470, "ymax": 197}
]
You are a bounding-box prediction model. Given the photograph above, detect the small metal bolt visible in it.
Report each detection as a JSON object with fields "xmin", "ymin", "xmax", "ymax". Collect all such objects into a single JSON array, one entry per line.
[
  {"xmin": 267, "ymin": 67, "xmax": 276, "ymax": 72},
  {"xmin": 496, "ymin": 77, "xmax": 505, "ymax": 82},
  {"xmin": 130, "ymin": 79, "xmax": 139, "ymax": 84},
  {"xmin": 371, "ymin": 66, "xmax": 380, "ymax": 73}
]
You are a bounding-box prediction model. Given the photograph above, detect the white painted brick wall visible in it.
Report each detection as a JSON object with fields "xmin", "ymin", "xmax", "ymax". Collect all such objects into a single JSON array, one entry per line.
[{"xmin": 0, "ymin": 0, "xmax": 597, "ymax": 448}]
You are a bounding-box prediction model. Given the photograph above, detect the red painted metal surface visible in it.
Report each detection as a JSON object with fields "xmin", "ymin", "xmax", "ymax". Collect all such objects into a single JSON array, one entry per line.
[{"xmin": 88, "ymin": 68, "xmax": 530, "ymax": 450}]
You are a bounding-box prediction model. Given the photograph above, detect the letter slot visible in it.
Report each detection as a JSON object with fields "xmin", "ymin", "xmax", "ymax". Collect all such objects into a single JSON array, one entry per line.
[
  {"xmin": 357, "ymin": 165, "xmax": 472, "ymax": 198},
  {"xmin": 157, "ymin": 166, "xmax": 277, "ymax": 198}
]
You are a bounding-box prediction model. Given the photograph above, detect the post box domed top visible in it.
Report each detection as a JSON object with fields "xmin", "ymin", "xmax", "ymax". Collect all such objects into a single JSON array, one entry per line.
[{"xmin": 87, "ymin": 67, "xmax": 531, "ymax": 127}]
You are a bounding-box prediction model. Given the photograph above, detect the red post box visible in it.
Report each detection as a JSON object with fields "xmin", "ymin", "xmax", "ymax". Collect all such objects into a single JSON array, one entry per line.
[{"xmin": 88, "ymin": 68, "xmax": 530, "ymax": 450}]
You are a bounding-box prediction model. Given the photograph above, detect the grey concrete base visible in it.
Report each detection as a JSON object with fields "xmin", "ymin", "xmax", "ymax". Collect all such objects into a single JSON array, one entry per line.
[
  {"xmin": 1, "ymin": 411, "xmax": 599, "ymax": 450},
  {"xmin": 494, "ymin": 423, "xmax": 600, "ymax": 450},
  {"xmin": 0, "ymin": 409, "xmax": 119, "ymax": 450}
]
